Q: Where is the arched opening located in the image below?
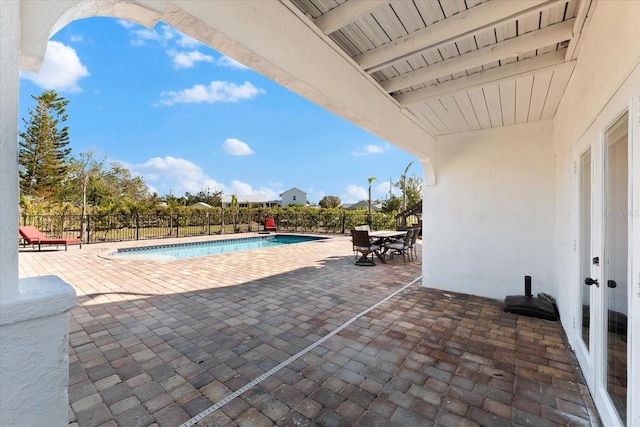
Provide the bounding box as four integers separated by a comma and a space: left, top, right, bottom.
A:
4, 2, 434, 425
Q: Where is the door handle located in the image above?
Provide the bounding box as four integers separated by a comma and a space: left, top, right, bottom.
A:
607, 280, 617, 288
584, 277, 599, 287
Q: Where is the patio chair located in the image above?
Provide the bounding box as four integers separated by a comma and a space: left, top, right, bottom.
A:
351, 229, 381, 266
19, 225, 82, 251
386, 228, 414, 264
264, 217, 277, 232
409, 227, 420, 261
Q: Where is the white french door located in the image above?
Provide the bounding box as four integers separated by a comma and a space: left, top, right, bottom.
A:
576, 111, 632, 427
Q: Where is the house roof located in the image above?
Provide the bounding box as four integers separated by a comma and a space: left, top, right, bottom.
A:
289, 0, 588, 137
279, 187, 307, 197
344, 200, 382, 211
191, 202, 212, 208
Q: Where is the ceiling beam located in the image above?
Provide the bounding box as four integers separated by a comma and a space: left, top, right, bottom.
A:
355, 0, 562, 73
314, 0, 388, 35
381, 19, 574, 93
395, 50, 576, 106
565, 0, 593, 61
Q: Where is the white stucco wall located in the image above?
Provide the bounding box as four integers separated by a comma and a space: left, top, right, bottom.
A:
281, 189, 307, 207
1, 3, 77, 427
0, 276, 76, 427
551, 2, 640, 424
423, 121, 556, 301
0, 0, 20, 299
553, 0, 640, 326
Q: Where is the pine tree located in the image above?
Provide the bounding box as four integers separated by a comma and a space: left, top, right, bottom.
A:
19, 90, 72, 201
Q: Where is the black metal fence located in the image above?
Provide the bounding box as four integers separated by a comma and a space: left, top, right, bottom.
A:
20, 209, 398, 244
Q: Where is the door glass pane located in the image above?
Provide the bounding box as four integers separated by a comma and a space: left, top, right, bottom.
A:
580, 149, 591, 349
604, 114, 628, 424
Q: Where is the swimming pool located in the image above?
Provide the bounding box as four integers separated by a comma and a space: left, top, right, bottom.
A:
107, 235, 326, 261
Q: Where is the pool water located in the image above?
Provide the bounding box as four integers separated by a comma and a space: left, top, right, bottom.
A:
108, 235, 325, 261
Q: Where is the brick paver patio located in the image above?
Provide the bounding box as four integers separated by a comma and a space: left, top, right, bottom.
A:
18, 233, 600, 426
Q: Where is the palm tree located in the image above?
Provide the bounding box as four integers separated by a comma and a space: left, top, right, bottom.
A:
231, 194, 238, 232
401, 161, 413, 226
367, 176, 376, 226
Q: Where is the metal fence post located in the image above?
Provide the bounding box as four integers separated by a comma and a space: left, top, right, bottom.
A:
136, 214, 140, 240
221, 207, 225, 235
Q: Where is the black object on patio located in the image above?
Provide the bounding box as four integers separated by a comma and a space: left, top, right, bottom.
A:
351, 229, 380, 266
503, 276, 558, 321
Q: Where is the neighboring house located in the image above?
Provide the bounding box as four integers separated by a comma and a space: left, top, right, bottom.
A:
221, 194, 269, 208
191, 202, 212, 209
344, 200, 382, 211
279, 187, 307, 207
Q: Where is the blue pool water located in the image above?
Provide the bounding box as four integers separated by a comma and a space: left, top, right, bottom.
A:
108, 235, 325, 261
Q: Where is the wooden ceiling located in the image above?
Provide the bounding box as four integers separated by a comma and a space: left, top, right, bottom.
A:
289, 0, 591, 136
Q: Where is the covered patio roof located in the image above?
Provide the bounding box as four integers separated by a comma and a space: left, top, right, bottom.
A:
289, 0, 588, 136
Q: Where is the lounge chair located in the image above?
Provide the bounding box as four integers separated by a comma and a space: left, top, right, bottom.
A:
351, 229, 381, 266
264, 217, 277, 232
19, 225, 82, 251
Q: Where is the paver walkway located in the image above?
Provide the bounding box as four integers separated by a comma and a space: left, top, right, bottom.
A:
18, 233, 600, 426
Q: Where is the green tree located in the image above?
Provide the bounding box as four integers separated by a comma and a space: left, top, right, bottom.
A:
19, 90, 72, 201
404, 175, 423, 207
319, 195, 341, 208
79, 162, 149, 210
65, 150, 107, 240
381, 196, 402, 213
399, 161, 413, 216
183, 187, 223, 207
230, 194, 238, 232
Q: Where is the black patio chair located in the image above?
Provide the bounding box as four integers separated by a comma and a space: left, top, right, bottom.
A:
409, 227, 420, 261
386, 228, 414, 264
351, 229, 381, 266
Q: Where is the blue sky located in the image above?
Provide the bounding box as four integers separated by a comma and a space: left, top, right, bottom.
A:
19, 17, 422, 204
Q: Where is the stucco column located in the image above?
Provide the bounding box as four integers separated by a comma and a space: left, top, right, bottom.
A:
0, 0, 19, 300
0, 2, 77, 426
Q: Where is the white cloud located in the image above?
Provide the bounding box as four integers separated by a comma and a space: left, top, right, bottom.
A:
70, 35, 84, 43
226, 181, 280, 201
217, 55, 249, 70
127, 156, 223, 196
342, 185, 367, 204
257, 187, 280, 201
376, 180, 395, 198
175, 32, 203, 49
168, 50, 214, 69
125, 156, 287, 202
121, 22, 250, 73
128, 25, 175, 47
117, 19, 136, 29
352, 144, 387, 157
20, 41, 89, 92
228, 180, 253, 195
223, 138, 254, 156
159, 81, 265, 105
122, 22, 206, 56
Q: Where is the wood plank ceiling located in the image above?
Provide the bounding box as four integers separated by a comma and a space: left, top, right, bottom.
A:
289, 0, 591, 136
